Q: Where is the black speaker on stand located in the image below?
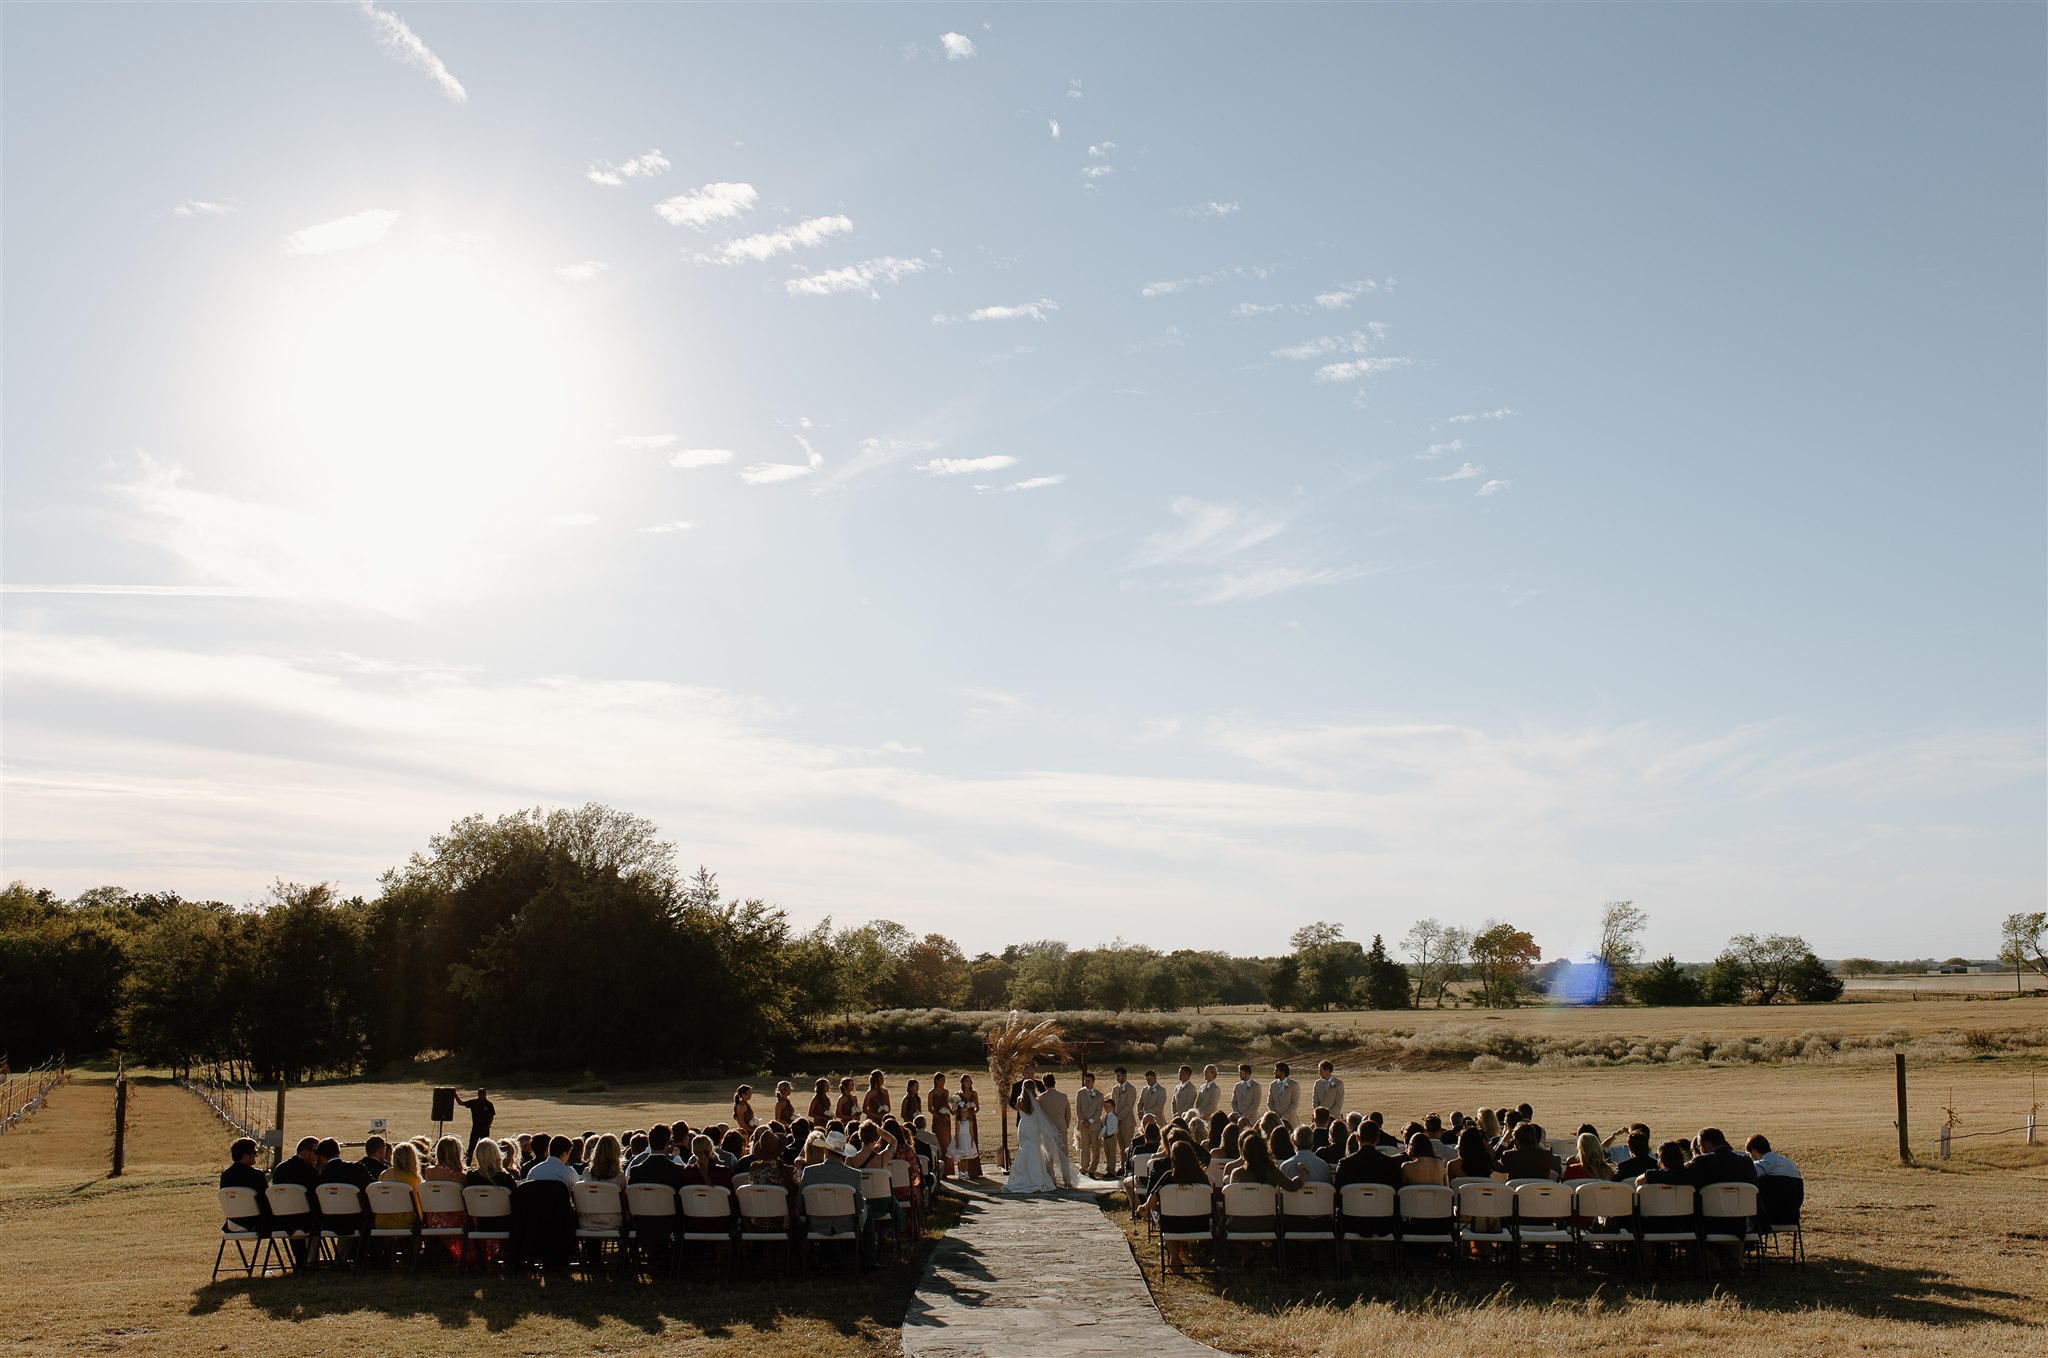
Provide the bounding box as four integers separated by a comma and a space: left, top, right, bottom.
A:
431, 1086, 457, 1141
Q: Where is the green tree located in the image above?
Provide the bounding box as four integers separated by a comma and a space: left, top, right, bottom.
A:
896, 933, 971, 1008
1402, 918, 1469, 1008
0, 882, 135, 1060
1628, 954, 1704, 1006
1596, 900, 1647, 1001
1707, 932, 1840, 1005
120, 899, 235, 1075
1007, 941, 1075, 1010
1468, 921, 1542, 1007
1355, 934, 1412, 1010
965, 954, 1016, 1009
2000, 912, 2048, 982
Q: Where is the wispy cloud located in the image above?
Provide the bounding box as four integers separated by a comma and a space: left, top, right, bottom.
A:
654, 182, 758, 229
1004, 475, 1065, 491
1316, 356, 1411, 383
916, 455, 1017, 476
1447, 408, 1516, 424
1269, 328, 1388, 362
1428, 462, 1485, 482
941, 32, 976, 60
1172, 201, 1240, 218
1417, 438, 1465, 460
1197, 565, 1365, 604
1049, 119, 1061, 139
1067, 79, 1084, 99
669, 449, 734, 469
616, 434, 678, 451
1477, 479, 1513, 496
1088, 142, 1117, 159
1232, 301, 1285, 316
586, 149, 670, 187
1134, 498, 1288, 568
556, 260, 607, 283
1314, 279, 1376, 309
740, 435, 824, 485
1140, 265, 1272, 298
785, 256, 928, 298
355, 1, 466, 103
1081, 165, 1114, 180
283, 208, 399, 256
640, 520, 693, 534
935, 298, 1058, 324
710, 215, 852, 263
173, 200, 233, 218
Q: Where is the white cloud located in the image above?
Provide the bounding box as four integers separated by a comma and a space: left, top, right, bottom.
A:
1140, 265, 1272, 298
640, 520, 693, 534
711, 215, 853, 264
1448, 408, 1517, 423
935, 298, 1058, 324
1005, 475, 1065, 491
586, 149, 670, 187
1477, 479, 1513, 496
669, 449, 734, 469
616, 433, 678, 450
1088, 142, 1117, 159
1314, 280, 1375, 309
1314, 356, 1412, 383
1172, 201, 1240, 218
555, 260, 607, 283
784, 256, 928, 298
1197, 565, 1365, 604
916, 455, 1017, 475
1428, 462, 1485, 482
740, 435, 824, 485
1232, 302, 1285, 316
1418, 438, 1466, 460
941, 32, 976, 59
1081, 165, 1114, 179
283, 208, 399, 256
1049, 118, 1061, 139
1067, 79, 1084, 98
654, 182, 758, 229
173, 200, 233, 218
355, 1, 466, 103
1134, 498, 1287, 568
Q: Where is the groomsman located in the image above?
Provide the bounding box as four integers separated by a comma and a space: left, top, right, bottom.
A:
1231, 1063, 1262, 1121
1171, 1065, 1197, 1117
1136, 1070, 1168, 1128
1312, 1060, 1345, 1120
1075, 1071, 1105, 1176
1268, 1061, 1302, 1126
1195, 1064, 1223, 1120
1108, 1068, 1138, 1167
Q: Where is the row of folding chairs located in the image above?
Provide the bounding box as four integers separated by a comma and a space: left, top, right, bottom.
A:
1149, 1179, 1780, 1280
215, 1166, 919, 1281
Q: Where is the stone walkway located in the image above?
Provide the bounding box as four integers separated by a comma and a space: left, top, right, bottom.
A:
902, 1174, 1224, 1358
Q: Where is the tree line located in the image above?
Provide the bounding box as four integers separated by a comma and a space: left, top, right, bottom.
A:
2, 807, 1876, 1081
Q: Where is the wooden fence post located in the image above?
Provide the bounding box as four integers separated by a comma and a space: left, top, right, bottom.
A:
273, 1083, 288, 1169
1895, 1052, 1911, 1165
111, 1056, 129, 1177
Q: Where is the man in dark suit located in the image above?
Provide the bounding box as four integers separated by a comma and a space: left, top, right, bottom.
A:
458, 1089, 496, 1156
1611, 1128, 1658, 1181
219, 1136, 270, 1233
318, 1137, 374, 1250
1008, 1066, 1039, 1110
1680, 1128, 1759, 1190
355, 1135, 391, 1181
270, 1136, 323, 1264
628, 1125, 686, 1187
1335, 1134, 1406, 1190
1501, 1123, 1560, 1180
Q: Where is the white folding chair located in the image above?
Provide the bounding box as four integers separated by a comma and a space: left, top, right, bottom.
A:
859, 1168, 901, 1260
677, 1184, 732, 1275
1572, 1179, 1636, 1267
1455, 1181, 1515, 1270
213, 1188, 262, 1280
1513, 1181, 1575, 1269
624, 1183, 681, 1276
314, 1182, 363, 1270
1396, 1184, 1458, 1269
1219, 1182, 1279, 1279
569, 1181, 626, 1270
363, 1181, 420, 1270
1154, 1183, 1217, 1277
1280, 1182, 1338, 1273
1699, 1181, 1763, 1274
1125, 1152, 1155, 1220
887, 1158, 922, 1237
1338, 1183, 1398, 1269
801, 1183, 861, 1271
461, 1185, 512, 1270
736, 1183, 793, 1275
415, 1180, 468, 1267
1636, 1183, 1697, 1275
258, 1184, 314, 1275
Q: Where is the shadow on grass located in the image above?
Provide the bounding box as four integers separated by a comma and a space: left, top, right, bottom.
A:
188, 1194, 964, 1341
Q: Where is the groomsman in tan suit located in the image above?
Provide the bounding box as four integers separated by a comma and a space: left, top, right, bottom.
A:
1171, 1065, 1197, 1118
1074, 1071, 1106, 1176
1312, 1060, 1346, 1120
1108, 1067, 1138, 1168
1268, 1061, 1302, 1126
1230, 1063, 1262, 1121
1136, 1070, 1168, 1128
1195, 1065, 1223, 1120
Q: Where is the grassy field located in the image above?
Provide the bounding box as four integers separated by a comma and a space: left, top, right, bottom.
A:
4, 997, 2045, 1357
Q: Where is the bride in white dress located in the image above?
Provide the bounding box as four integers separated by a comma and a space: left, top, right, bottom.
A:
1005, 1080, 1078, 1193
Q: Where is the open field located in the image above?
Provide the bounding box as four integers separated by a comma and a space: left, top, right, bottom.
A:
1845, 973, 2039, 997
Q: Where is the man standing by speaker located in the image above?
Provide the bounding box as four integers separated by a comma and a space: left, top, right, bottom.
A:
458, 1088, 495, 1156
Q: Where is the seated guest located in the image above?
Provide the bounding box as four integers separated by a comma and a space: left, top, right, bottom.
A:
1209, 1125, 1241, 1189
272, 1136, 323, 1247
467, 1137, 516, 1189
1680, 1127, 1758, 1189
629, 1126, 686, 1186
1126, 1119, 1163, 1171
681, 1133, 733, 1190
1745, 1134, 1802, 1179
799, 1131, 879, 1267
1336, 1132, 1406, 1190
1278, 1127, 1334, 1186
219, 1137, 269, 1233
1501, 1122, 1559, 1181
1565, 1131, 1614, 1182
376, 1142, 423, 1231
1142, 1140, 1213, 1274
527, 1136, 579, 1184
1612, 1129, 1657, 1181
1637, 1140, 1690, 1185
421, 1136, 468, 1256
577, 1133, 630, 1232
1455, 1127, 1499, 1180
1401, 1133, 1448, 1186
1229, 1129, 1304, 1192
356, 1135, 392, 1182
737, 1128, 799, 1236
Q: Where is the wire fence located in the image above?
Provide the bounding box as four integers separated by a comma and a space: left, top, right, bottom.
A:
177, 1064, 275, 1145
0, 1054, 70, 1134
1937, 1100, 2041, 1159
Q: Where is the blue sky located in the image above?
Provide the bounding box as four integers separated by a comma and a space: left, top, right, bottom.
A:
3, 3, 2042, 963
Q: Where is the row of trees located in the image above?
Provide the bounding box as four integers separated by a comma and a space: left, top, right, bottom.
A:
5, 808, 1928, 1079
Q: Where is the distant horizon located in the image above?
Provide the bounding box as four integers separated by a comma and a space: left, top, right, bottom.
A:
4, 5, 2042, 963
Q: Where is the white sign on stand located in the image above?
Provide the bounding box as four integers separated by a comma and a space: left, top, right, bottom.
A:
369, 1117, 388, 1135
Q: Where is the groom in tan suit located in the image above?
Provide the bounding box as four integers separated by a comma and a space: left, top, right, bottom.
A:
1037, 1074, 1072, 1159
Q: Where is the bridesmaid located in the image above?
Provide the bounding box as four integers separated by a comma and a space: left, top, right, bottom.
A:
732, 1084, 757, 1134
861, 1069, 891, 1121
901, 1077, 924, 1126
773, 1080, 796, 1127
928, 1073, 954, 1176
834, 1076, 859, 1124
807, 1077, 832, 1123
953, 1075, 983, 1177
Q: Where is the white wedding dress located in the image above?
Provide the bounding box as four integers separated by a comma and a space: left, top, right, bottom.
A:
1005, 1090, 1077, 1193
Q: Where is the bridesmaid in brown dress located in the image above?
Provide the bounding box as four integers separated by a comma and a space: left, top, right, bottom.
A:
928, 1073, 954, 1175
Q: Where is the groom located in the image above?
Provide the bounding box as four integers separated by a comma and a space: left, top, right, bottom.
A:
1037, 1074, 1072, 1161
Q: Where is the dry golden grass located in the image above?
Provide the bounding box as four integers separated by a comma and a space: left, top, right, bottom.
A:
1114, 1050, 2048, 1357
0, 1076, 957, 1358
1279, 993, 2044, 1042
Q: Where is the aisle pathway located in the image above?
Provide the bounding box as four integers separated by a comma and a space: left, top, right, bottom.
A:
902, 1175, 1224, 1358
